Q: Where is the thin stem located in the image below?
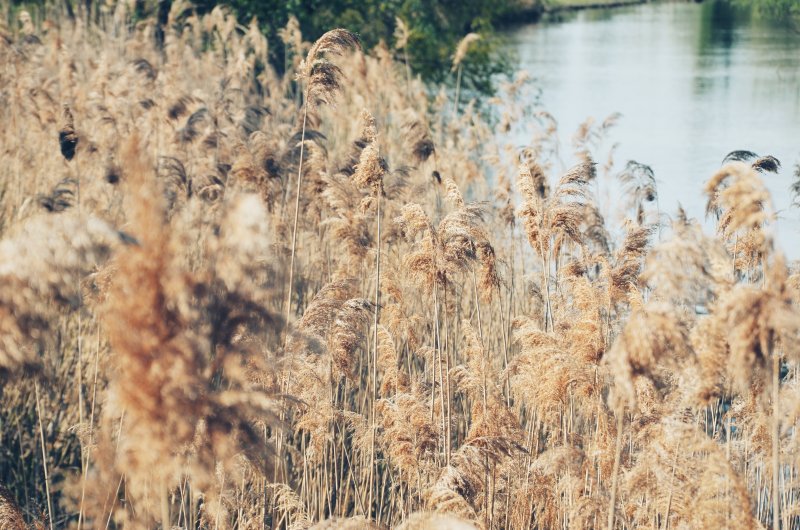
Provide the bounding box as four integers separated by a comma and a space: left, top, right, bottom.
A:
78, 323, 101, 530
77, 174, 83, 430
35, 381, 55, 530
772, 344, 780, 530
285, 103, 309, 334
496, 285, 511, 405
607, 412, 624, 530
453, 64, 463, 121
537, 234, 553, 332
472, 267, 486, 415
431, 280, 443, 462
368, 188, 382, 515
443, 286, 452, 465
275, 101, 310, 503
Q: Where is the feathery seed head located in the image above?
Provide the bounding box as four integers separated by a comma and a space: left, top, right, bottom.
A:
451, 33, 481, 71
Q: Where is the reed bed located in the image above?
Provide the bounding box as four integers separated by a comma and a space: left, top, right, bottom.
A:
0, 3, 799, 529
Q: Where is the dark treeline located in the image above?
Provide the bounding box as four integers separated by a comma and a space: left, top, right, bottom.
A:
10, 0, 528, 94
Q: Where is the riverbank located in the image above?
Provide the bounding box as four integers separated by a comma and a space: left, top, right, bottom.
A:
545, 0, 646, 10
501, 0, 649, 25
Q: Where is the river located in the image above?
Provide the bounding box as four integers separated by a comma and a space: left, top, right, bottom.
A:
504, 0, 800, 256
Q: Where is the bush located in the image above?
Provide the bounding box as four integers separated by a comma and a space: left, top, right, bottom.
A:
196, 0, 520, 94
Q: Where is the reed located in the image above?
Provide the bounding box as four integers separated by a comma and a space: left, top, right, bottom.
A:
0, 4, 798, 530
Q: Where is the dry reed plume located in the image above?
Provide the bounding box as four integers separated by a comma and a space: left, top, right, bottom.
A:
0, 4, 799, 530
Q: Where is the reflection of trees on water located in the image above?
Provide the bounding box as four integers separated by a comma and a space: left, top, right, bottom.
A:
692, 0, 745, 96
693, 0, 800, 99
697, 0, 745, 54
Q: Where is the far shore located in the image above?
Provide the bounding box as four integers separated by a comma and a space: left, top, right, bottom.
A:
545, 0, 646, 11
501, 0, 678, 25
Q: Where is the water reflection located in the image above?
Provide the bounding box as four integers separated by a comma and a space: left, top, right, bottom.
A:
506, 0, 800, 255
697, 0, 741, 54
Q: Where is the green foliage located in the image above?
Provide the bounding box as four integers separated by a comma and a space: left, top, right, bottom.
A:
8, 0, 520, 95
194, 0, 520, 95
730, 0, 800, 20
749, 0, 800, 18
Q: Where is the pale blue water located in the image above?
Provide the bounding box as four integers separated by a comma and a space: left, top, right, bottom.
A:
505, 1, 800, 256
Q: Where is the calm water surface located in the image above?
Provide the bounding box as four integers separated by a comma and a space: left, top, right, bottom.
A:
505, 1, 800, 255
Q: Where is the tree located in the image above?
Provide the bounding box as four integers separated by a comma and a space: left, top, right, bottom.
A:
195, 0, 519, 94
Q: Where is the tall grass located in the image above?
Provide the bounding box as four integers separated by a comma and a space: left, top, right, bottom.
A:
0, 3, 799, 529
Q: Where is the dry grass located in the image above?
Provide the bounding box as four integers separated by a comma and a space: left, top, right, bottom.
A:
0, 3, 799, 530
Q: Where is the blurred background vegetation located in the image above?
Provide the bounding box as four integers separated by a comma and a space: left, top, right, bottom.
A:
6, 0, 530, 96
6, 0, 799, 96
742, 0, 800, 17
198, 0, 523, 92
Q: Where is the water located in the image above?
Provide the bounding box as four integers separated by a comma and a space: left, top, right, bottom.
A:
504, 1, 800, 256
